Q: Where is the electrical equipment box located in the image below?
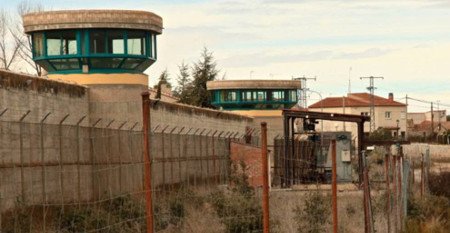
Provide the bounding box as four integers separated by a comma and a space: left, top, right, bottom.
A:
319, 131, 353, 182
341, 150, 351, 162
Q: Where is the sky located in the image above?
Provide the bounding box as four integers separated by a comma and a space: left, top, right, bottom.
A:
3, 0, 450, 113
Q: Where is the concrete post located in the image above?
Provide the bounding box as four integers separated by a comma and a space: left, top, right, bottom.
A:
142, 92, 154, 233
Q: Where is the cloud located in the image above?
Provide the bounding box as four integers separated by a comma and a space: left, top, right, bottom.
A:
334, 48, 394, 60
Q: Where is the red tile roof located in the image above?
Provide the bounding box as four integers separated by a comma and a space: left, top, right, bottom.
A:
309, 93, 406, 108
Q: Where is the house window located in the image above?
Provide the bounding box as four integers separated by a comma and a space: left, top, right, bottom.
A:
385, 111, 391, 119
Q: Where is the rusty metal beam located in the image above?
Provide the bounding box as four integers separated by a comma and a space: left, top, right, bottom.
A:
283, 109, 370, 123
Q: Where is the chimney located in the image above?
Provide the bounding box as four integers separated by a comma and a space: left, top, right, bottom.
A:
388, 93, 394, 101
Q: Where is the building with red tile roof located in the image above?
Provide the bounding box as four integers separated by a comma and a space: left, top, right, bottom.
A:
308, 92, 407, 139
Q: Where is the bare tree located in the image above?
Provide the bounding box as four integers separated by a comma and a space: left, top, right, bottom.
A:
0, 1, 43, 75
0, 9, 21, 71
15, 0, 43, 76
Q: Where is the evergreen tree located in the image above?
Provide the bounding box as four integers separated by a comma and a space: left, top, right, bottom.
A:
154, 69, 171, 99
174, 61, 192, 104
190, 47, 219, 108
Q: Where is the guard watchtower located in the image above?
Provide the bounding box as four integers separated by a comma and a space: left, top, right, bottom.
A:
22, 10, 163, 125
23, 10, 162, 86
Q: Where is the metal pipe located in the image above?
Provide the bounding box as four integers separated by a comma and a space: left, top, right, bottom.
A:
261, 122, 270, 233
385, 153, 391, 233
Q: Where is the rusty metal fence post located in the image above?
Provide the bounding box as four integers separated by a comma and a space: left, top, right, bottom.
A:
142, 92, 154, 233
362, 150, 374, 233
261, 122, 270, 233
385, 153, 391, 233
421, 153, 424, 198
331, 139, 338, 233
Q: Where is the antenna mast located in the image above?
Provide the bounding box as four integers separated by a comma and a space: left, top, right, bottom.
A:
294, 76, 317, 109
360, 76, 384, 133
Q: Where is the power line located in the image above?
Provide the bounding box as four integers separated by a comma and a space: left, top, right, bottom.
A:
360, 76, 384, 133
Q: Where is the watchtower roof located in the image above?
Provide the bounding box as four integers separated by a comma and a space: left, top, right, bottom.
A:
207, 80, 301, 90
23, 10, 163, 34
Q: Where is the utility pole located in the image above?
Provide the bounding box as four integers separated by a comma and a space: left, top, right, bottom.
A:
437, 100, 441, 132
348, 67, 352, 94
431, 102, 434, 138
343, 96, 346, 131
360, 76, 384, 133
406, 95, 408, 140
294, 76, 316, 109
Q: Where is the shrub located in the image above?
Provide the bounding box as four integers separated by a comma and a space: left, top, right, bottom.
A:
405, 194, 450, 233
293, 190, 331, 233
428, 172, 450, 199
209, 161, 263, 233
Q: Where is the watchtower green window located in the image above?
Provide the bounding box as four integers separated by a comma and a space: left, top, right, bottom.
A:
46, 30, 77, 56
33, 32, 44, 57
90, 31, 106, 54
30, 28, 158, 74
107, 30, 124, 54
52, 58, 80, 70
127, 30, 146, 55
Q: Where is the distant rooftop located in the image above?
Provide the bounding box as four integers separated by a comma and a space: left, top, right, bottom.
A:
309, 93, 406, 108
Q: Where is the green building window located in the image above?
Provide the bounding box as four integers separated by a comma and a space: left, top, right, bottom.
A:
255, 91, 266, 101
127, 30, 146, 55
33, 33, 44, 57
224, 90, 237, 102
272, 91, 284, 101
241, 91, 252, 101
289, 90, 297, 101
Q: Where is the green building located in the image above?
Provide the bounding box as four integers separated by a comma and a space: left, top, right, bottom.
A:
206, 80, 301, 110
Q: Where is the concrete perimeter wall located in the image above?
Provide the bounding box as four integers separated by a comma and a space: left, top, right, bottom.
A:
150, 100, 253, 133
0, 70, 89, 126
402, 143, 450, 159
0, 122, 144, 212
1, 70, 255, 213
